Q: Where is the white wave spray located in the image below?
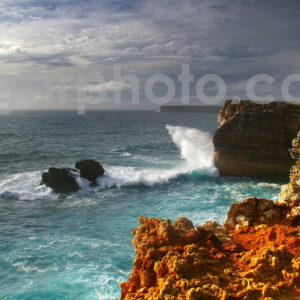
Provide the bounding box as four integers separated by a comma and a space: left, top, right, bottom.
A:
97, 125, 218, 188
0, 171, 55, 200
166, 125, 219, 176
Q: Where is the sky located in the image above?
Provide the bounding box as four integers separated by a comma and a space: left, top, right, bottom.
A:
0, 0, 300, 111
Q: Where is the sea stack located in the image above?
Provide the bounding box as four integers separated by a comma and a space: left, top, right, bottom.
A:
41, 159, 105, 193
41, 167, 80, 193
213, 100, 300, 180
75, 159, 105, 184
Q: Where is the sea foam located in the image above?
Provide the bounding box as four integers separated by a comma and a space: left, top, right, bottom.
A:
0, 171, 55, 200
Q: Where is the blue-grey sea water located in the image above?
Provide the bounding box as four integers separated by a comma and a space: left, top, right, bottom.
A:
0, 111, 282, 299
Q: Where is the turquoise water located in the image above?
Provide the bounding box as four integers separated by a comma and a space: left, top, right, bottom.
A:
0, 111, 282, 299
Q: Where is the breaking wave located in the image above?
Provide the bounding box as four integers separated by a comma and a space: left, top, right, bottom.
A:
166, 125, 218, 175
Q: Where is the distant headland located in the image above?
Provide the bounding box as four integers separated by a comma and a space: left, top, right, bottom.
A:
159, 105, 221, 113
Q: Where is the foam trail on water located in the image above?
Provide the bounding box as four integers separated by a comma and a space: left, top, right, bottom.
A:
166, 125, 219, 176
0, 171, 55, 200
97, 166, 180, 188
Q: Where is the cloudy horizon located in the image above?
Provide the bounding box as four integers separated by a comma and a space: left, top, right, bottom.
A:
1, 0, 300, 111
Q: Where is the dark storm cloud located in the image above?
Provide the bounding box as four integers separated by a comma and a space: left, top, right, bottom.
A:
0, 0, 300, 109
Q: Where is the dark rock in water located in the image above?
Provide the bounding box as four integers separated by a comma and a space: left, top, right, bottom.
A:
213, 100, 300, 180
41, 168, 79, 193
41, 160, 104, 193
75, 159, 104, 183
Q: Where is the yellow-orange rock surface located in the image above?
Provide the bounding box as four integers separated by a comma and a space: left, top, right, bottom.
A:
120, 206, 299, 300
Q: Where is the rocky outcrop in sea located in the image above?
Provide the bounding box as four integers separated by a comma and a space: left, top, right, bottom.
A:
120, 131, 300, 300
41, 167, 80, 193
213, 100, 300, 180
41, 159, 104, 193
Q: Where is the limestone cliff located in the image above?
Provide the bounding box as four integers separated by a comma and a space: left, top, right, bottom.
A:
279, 131, 300, 216
213, 100, 300, 180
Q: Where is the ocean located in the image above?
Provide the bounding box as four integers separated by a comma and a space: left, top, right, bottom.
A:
0, 111, 282, 299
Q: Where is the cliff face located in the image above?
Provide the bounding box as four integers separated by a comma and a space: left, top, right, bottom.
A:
213, 100, 300, 180
279, 132, 300, 214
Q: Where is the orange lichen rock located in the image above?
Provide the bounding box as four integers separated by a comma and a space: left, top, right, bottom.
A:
120, 206, 300, 300
224, 197, 285, 231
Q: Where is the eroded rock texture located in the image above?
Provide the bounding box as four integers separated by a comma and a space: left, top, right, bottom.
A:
120, 204, 300, 300
224, 197, 283, 231
279, 131, 300, 220
213, 100, 300, 180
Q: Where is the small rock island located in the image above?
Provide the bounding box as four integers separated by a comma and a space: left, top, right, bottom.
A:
41, 159, 105, 193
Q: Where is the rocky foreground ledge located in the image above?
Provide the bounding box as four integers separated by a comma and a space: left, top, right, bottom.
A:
120, 200, 299, 300
120, 132, 300, 300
